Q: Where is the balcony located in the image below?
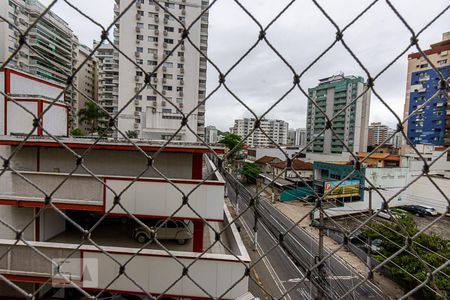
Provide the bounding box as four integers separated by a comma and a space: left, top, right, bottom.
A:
0, 206, 249, 298
0, 163, 224, 221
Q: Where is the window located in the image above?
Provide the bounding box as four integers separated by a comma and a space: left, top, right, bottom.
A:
165, 2, 174, 8
177, 51, 184, 57
163, 74, 173, 79
177, 75, 184, 80
164, 26, 174, 32
136, 107, 142, 112
164, 38, 174, 44
147, 60, 157, 66
176, 98, 183, 103
438, 59, 447, 65
148, 36, 158, 42
163, 86, 173, 91
136, 35, 143, 40
136, 59, 143, 64
137, 10, 144, 16
162, 108, 172, 113
179, 4, 185, 9
177, 86, 183, 92
136, 47, 143, 53
137, 22, 144, 28
148, 12, 158, 18
148, 24, 158, 30
163, 62, 173, 68
148, 48, 157, 54
177, 63, 184, 68
147, 96, 156, 101
136, 71, 143, 76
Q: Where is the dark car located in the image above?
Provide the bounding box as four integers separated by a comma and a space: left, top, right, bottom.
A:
398, 205, 435, 217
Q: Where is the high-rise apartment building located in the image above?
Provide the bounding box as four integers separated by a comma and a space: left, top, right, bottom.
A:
0, 0, 79, 126
75, 44, 98, 132
230, 118, 289, 147
205, 125, 218, 144
367, 122, 389, 147
114, 0, 208, 141
306, 74, 371, 154
404, 32, 450, 146
94, 41, 119, 134
295, 128, 307, 147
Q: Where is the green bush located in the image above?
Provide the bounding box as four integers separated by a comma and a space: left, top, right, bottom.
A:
364, 214, 449, 299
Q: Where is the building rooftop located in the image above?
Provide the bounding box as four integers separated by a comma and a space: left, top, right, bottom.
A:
255, 155, 280, 165
0, 135, 225, 154
272, 159, 313, 170
357, 152, 400, 161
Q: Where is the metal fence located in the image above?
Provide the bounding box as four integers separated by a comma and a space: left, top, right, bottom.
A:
0, 0, 449, 299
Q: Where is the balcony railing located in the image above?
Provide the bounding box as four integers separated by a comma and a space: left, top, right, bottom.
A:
0, 161, 224, 221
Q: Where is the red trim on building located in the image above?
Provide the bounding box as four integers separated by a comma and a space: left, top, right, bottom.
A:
192, 220, 204, 253
4, 69, 11, 135
2, 274, 49, 284
37, 100, 43, 136
8, 68, 65, 90
408, 43, 450, 59
0, 199, 104, 212
192, 153, 203, 179
0, 140, 225, 154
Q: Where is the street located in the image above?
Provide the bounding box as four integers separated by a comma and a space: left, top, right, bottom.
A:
226, 178, 387, 299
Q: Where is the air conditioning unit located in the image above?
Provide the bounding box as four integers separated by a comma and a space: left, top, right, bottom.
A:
178, 91, 183, 97
163, 42, 168, 48
155, 29, 159, 35
152, 101, 157, 106
162, 78, 167, 84
135, 75, 140, 81
135, 26, 141, 33
134, 111, 140, 116
164, 18, 169, 24
136, 39, 141, 44
162, 90, 166, 95
162, 66, 167, 72
154, 42, 158, 47
180, 56, 184, 62
153, 53, 158, 59
181, 9, 186, 15
136, 13, 141, 20
161, 101, 166, 107
135, 87, 141, 92
135, 100, 140, 105
181, 44, 185, 50
180, 68, 184, 74
136, 2, 141, 9
152, 77, 158, 83
134, 51, 140, 57
180, 80, 184, 85
164, 30, 168, 36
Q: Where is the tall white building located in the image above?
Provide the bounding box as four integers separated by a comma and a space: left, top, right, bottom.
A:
114, 0, 208, 141
230, 118, 289, 147
94, 41, 119, 133
295, 128, 307, 147
0, 0, 79, 126
205, 125, 218, 144
306, 74, 371, 154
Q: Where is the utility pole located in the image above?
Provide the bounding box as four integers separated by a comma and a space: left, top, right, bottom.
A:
367, 187, 373, 281
253, 179, 259, 252
236, 189, 239, 213
316, 200, 327, 300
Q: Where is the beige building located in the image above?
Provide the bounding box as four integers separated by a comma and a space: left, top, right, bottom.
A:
76, 44, 98, 132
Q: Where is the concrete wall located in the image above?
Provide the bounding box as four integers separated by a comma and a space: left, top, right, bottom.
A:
0, 71, 4, 134
40, 208, 66, 242
304, 152, 352, 163
0, 206, 34, 240
10, 147, 193, 179
9, 71, 65, 101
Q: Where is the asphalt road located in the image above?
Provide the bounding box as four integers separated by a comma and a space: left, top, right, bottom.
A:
226, 180, 388, 300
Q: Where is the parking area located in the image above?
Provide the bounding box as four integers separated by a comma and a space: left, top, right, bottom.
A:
48, 215, 231, 254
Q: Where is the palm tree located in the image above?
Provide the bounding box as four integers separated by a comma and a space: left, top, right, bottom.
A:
78, 102, 108, 134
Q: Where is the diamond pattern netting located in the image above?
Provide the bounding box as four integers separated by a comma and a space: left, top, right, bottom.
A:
0, 0, 449, 299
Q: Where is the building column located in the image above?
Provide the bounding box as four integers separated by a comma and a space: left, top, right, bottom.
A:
191, 153, 203, 180
192, 220, 204, 253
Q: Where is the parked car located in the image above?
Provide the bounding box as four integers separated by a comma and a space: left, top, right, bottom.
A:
133, 219, 193, 245
376, 208, 408, 220
398, 205, 437, 217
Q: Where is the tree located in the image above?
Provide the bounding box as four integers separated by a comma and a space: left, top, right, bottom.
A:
218, 133, 243, 157
240, 162, 261, 183
364, 214, 450, 299
126, 130, 138, 139
71, 128, 85, 137
78, 101, 108, 134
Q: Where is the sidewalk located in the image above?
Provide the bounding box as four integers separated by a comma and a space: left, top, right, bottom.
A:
271, 199, 405, 299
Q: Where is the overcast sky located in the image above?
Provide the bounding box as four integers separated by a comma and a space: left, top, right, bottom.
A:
41, 0, 449, 132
